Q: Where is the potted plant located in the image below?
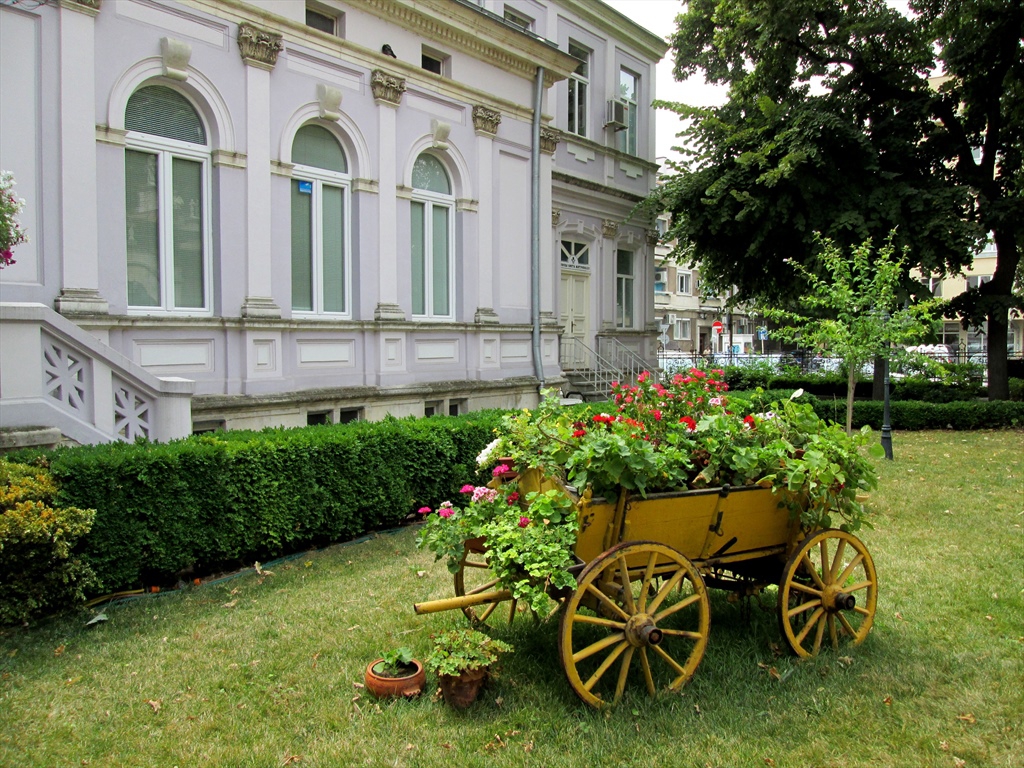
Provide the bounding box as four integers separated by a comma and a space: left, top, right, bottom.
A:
364, 646, 426, 699
425, 629, 512, 709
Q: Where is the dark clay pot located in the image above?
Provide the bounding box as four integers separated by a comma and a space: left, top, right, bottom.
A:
438, 667, 488, 709
364, 658, 426, 699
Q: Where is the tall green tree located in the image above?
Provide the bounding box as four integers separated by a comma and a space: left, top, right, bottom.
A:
652, 0, 1023, 399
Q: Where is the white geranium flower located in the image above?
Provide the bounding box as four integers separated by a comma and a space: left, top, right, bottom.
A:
476, 437, 500, 466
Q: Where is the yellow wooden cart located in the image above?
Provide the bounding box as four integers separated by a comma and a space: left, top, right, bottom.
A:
414, 469, 877, 709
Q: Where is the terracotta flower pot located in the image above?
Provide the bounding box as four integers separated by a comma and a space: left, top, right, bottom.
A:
364, 658, 426, 699
438, 666, 488, 709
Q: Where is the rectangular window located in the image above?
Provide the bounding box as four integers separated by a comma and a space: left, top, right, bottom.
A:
615, 250, 634, 328
677, 271, 691, 295
291, 178, 347, 315
305, 7, 339, 35
567, 41, 590, 138
411, 199, 452, 318
125, 146, 209, 311
966, 274, 992, 290
676, 318, 691, 340
920, 275, 942, 297
942, 321, 961, 348
422, 46, 449, 76
503, 6, 533, 31
617, 68, 638, 155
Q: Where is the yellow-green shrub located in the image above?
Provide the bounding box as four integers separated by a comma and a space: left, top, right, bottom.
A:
0, 459, 96, 625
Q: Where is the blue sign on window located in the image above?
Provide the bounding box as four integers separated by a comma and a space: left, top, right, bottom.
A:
297, 180, 313, 194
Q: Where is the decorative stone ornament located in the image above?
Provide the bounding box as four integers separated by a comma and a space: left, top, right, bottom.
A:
647, 229, 660, 246
552, 208, 562, 226
371, 69, 407, 106
160, 37, 192, 81
540, 126, 561, 155
317, 84, 342, 121
602, 219, 619, 238
237, 22, 283, 70
472, 105, 501, 135
431, 119, 451, 150
61, 0, 101, 15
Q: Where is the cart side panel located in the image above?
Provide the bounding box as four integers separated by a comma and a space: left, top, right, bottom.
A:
619, 490, 721, 562
713, 487, 799, 556
574, 499, 616, 564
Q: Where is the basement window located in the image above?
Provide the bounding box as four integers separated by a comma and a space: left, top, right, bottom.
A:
306, 410, 333, 426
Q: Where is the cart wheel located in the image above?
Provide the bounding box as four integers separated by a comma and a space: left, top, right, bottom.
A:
778, 529, 878, 658
453, 547, 517, 626
559, 541, 710, 709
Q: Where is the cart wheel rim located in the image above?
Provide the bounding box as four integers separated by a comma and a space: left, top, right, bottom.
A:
778, 529, 878, 658
559, 540, 710, 709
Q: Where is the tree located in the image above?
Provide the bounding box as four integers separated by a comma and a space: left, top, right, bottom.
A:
762, 235, 937, 435
652, 0, 1023, 399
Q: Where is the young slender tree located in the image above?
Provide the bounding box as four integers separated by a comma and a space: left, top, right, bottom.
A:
652, 0, 1023, 398
762, 236, 937, 435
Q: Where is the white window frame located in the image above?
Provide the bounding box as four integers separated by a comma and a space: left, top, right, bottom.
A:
411, 187, 455, 321
124, 132, 212, 316
966, 274, 992, 290
617, 68, 639, 155
675, 317, 691, 341
677, 271, 691, 295
615, 249, 634, 329
503, 6, 533, 31
567, 41, 590, 138
290, 162, 352, 317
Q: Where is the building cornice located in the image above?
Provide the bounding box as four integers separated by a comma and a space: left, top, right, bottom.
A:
552, 171, 646, 204
559, 0, 670, 62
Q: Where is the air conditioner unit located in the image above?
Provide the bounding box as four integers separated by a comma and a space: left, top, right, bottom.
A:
605, 99, 627, 130
667, 313, 678, 324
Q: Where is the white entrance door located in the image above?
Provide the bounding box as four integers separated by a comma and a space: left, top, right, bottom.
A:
560, 271, 589, 369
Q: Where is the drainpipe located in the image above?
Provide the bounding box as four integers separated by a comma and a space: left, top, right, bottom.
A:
531, 66, 546, 390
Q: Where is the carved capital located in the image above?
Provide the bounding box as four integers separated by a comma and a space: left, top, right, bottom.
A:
552, 208, 562, 226
647, 229, 660, 246
540, 126, 561, 155
603, 220, 619, 239
472, 105, 501, 135
238, 23, 283, 70
371, 69, 407, 106
60, 0, 101, 16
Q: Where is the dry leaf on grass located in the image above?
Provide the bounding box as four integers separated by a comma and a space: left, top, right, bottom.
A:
939, 741, 950, 751
54, 645, 66, 656
146, 699, 161, 713
956, 713, 976, 724
883, 696, 893, 705
281, 755, 301, 766
953, 758, 966, 768
765, 759, 777, 767
222, 600, 238, 609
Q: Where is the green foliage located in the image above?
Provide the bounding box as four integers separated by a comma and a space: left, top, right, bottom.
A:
653, 0, 1023, 398
810, 398, 1024, 431
424, 629, 512, 677
0, 459, 96, 624
11, 412, 503, 594
1010, 378, 1024, 402
374, 646, 416, 677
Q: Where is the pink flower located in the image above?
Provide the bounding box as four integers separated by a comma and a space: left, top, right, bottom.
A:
438, 507, 454, 518
460, 484, 475, 493
492, 464, 511, 477
518, 516, 530, 528
507, 492, 520, 504
651, 409, 662, 421
472, 486, 498, 503
417, 506, 432, 515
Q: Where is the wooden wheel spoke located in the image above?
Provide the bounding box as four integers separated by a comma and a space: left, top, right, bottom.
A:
812, 611, 827, 654
801, 553, 827, 589
829, 539, 848, 581
844, 578, 874, 594
616, 557, 636, 614
638, 552, 659, 613
647, 569, 686, 615
639, 648, 655, 695
466, 578, 501, 596
507, 598, 518, 625
836, 553, 865, 587
585, 583, 632, 622
572, 613, 627, 631
614, 646, 636, 702
789, 581, 822, 597
653, 591, 701, 623
659, 628, 704, 640
787, 598, 821, 619
650, 642, 689, 678
828, 614, 839, 650
853, 605, 871, 617
463, 559, 490, 569
477, 601, 498, 623
573, 632, 626, 664
794, 607, 825, 646
583, 640, 629, 692
837, 611, 860, 639
819, 539, 832, 583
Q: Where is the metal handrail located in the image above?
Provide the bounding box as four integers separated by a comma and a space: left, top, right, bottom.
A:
598, 337, 658, 384
559, 337, 623, 397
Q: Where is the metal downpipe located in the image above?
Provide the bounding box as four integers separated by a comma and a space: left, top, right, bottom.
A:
531, 66, 546, 390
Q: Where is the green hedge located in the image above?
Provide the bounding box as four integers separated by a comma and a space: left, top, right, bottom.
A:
809, 398, 1024, 430
12, 412, 503, 594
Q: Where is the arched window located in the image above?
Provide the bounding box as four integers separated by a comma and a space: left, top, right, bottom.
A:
124, 85, 210, 311
291, 124, 351, 315
410, 153, 453, 319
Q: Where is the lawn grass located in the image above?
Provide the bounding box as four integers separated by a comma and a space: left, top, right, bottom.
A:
1, 430, 1021, 767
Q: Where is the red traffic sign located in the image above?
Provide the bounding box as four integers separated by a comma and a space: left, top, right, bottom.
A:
712, 320, 724, 333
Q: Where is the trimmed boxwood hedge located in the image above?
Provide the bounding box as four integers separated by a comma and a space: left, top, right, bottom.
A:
10, 412, 504, 595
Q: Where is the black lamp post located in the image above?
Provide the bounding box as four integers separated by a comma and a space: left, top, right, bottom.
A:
880, 310, 893, 460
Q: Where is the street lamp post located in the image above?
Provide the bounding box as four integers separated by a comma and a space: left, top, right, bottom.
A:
881, 350, 893, 460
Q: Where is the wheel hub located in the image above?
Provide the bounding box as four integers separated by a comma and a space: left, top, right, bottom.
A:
624, 613, 663, 647
823, 584, 856, 612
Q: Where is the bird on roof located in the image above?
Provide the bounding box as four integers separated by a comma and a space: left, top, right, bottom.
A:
381, 44, 397, 58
